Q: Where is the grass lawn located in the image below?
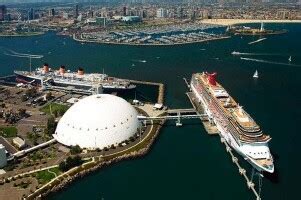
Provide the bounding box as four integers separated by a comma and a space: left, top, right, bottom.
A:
36, 167, 61, 184
39, 103, 69, 116
0, 126, 18, 137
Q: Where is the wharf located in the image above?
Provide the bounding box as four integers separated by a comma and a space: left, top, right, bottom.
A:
125, 79, 164, 105
186, 91, 219, 135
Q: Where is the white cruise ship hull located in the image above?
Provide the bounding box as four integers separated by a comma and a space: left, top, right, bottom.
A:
190, 83, 274, 173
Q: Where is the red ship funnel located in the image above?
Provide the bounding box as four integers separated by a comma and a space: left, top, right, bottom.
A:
59, 65, 66, 75
43, 63, 49, 73
78, 67, 84, 75
206, 72, 217, 86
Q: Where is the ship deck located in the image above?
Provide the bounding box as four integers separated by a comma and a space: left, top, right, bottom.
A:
195, 73, 270, 143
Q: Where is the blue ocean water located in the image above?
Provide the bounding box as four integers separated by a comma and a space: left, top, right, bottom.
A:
0, 23, 300, 200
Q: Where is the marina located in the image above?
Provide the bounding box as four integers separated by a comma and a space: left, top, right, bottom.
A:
74, 23, 229, 46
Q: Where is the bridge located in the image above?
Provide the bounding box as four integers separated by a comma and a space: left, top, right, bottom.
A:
167, 108, 196, 115
138, 108, 208, 126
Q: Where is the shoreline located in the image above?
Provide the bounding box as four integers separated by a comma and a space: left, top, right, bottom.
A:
0, 32, 45, 37
200, 19, 301, 26
25, 114, 166, 200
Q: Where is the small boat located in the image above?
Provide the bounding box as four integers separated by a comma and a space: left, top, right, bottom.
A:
253, 70, 259, 78
288, 56, 292, 62
231, 51, 240, 55
176, 122, 183, 127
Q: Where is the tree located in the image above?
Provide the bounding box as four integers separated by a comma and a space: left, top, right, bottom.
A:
59, 156, 83, 172
70, 145, 82, 155
45, 116, 56, 135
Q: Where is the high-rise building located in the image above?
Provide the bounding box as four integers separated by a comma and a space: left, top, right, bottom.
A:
123, 6, 127, 16
75, 4, 79, 19
0, 5, 7, 21
49, 8, 55, 17
156, 8, 166, 18
28, 8, 35, 20
142, 10, 147, 18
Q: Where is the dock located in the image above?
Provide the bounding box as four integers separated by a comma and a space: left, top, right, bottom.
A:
125, 79, 164, 104
186, 91, 219, 135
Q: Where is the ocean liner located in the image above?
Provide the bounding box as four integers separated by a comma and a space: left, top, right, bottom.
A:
190, 72, 274, 173
14, 64, 136, 92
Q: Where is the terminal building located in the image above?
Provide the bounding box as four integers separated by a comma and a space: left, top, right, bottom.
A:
53, 94, 141, 150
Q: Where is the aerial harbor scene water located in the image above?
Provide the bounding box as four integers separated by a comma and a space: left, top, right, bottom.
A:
0, 1, 301, 200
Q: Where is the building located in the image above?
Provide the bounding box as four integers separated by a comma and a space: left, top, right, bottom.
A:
74, 4, 79, 19
156, 8, 166, 18
96, 17, 108, 27
53, 94, 141, 150
62, 12, 69, 19
28, 8, 35, 20
121, 16, 142, 23
0, 144, 6, 168
13, 137, 26, 149
49, 8, 55, 17
0, 5, 6, 21
123, 6, 127, 16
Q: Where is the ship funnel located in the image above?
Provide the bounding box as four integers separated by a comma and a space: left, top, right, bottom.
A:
206, 72, 217, 86
43, 63, 49, 73
59, 65, 66, 75
78, 68, 84, 75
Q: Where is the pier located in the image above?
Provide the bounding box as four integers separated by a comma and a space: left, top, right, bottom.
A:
125, 79, 164, 104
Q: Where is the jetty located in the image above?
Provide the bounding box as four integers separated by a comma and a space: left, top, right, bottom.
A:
125, 79, 164, 104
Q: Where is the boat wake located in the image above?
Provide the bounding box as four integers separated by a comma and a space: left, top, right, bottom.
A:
4, 52, 43, 59
232, 51, 280, 56
248, 38, 267, 45
132, 59, 147, 63
240, 57, 301, 67
1, 48, 43, 59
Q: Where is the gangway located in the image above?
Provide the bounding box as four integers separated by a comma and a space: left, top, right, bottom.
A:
167, 108, 196, 114
138, 113, 208, 126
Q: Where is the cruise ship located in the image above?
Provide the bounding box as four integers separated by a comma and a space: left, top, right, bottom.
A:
190, 72, 274, 173
14, 64, 136, 92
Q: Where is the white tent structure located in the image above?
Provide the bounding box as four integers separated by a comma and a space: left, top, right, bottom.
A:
54, 94, 140, 149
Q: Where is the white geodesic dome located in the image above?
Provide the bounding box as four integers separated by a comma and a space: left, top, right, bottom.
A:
53, 94, 140, 149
